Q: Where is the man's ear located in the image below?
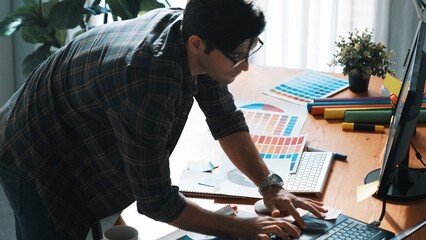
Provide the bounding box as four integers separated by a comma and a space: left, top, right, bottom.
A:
187, 35, 205, 54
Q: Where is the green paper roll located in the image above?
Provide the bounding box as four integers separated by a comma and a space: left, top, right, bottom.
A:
344, 108, 426, 123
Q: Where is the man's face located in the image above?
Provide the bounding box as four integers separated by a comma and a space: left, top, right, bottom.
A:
199, 38, 261, 85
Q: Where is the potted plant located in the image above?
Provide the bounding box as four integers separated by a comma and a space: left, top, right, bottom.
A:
329, 28, 395, 92
0, 0, 168, 77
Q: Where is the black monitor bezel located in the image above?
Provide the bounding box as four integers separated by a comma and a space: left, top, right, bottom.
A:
373, 16, 426, 200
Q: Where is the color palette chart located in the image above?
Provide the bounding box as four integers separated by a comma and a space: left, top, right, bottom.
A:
242, 109, 304, 136
264, 70, 349, 105
239, 102, 306, 136
240, 102, 285, 112
251, 134, 306, 173
238, 103, 307, 172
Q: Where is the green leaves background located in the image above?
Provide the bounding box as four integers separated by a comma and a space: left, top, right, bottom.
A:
0, 0, 167, 77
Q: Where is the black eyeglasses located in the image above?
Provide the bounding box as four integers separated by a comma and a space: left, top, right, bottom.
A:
216, 38, 264, 68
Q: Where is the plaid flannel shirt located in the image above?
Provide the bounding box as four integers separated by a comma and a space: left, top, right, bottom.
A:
0, 8, 248, 239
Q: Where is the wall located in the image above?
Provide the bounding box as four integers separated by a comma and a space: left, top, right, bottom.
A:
388, 0, 418, 79
0, 0, 35, 106
0, 0, 15, 106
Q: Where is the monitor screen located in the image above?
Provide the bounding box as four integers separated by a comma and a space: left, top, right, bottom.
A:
365, 14, 426, 201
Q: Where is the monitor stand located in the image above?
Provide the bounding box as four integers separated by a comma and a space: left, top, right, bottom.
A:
364, 151, 426, 202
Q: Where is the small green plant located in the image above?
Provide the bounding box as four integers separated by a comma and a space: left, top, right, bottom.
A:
0, 0, 168, 77
329, 28, 395, 79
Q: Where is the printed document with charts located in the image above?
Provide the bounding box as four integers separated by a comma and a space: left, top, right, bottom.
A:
177, 100, 307, 199
177, 157, 291, 199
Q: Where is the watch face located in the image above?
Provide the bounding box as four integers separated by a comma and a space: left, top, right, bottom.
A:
258, 173, 284, 195
270, 173, 283, 184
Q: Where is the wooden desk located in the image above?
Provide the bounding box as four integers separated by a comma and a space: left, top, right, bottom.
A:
122, 65, 426, 239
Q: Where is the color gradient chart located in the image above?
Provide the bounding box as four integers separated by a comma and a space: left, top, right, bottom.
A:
242, 109, 305, 136
252, 134, 306, 173
264, 70, 349, 105
240, 103, 285, 112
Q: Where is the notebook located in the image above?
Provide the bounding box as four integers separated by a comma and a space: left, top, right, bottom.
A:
177, 170, 247, 199
177, 155, 291, 199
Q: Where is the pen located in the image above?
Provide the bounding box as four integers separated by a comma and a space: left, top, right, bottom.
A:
341, 122, 385, 132
306, 146, 348, 161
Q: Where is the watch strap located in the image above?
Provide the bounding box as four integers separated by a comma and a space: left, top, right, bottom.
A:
258, 173, 284, 195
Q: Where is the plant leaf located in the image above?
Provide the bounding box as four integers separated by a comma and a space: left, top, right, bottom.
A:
22, 0, 38, 6
23, 44, 54, 77
54, 28, 68, 47
140, 0, 166, 15
48, 1, 85, 29
85, 6, 110, 15
0, 5, 37, 36
72, 29, 86, 39
40, 0, 59, 20
108, 0, 165, 19
0, 15, 25, 36
107, 0, 139, 20
21, 25, 52, 44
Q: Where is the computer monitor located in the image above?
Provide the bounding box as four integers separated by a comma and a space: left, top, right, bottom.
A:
364, 0, 426, 201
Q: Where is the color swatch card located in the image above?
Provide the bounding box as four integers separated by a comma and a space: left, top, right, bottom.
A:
264, 70, 349, 105
237, 102, 307, 172
238, 101, 307, 136
241, 108, 305, 136
251, 134, 306, 173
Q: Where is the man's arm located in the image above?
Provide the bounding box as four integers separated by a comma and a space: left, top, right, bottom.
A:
194, 77, 326, 227
169, 197, 302, 239
218, 131, 270, 186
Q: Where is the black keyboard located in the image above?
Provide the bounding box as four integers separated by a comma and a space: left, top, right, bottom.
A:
324, 218, 380, 240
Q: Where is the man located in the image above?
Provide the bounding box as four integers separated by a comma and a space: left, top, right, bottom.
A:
0, 0, 327, 239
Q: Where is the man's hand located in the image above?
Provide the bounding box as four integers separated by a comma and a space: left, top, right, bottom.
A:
235, 215, 302, 240
262, 187, 327, 229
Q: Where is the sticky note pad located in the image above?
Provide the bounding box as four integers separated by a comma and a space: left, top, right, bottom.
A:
384, 73, 402, 96
356, 180, 379, 202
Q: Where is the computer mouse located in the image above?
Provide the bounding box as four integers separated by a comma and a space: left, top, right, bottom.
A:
254, 200, 327, 235
254, 199, 291, 217
254, 199, 270, 215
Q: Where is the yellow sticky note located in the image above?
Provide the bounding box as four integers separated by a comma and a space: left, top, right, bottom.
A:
356, 180, 379, 202
384, 73, 402, 96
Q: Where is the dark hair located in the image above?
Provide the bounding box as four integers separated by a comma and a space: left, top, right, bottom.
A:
182, 0, 266, 53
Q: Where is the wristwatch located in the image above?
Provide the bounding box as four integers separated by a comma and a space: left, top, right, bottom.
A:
258, 173, 284, 195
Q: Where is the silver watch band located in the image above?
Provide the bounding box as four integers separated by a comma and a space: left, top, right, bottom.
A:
258, 173, 284, 195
